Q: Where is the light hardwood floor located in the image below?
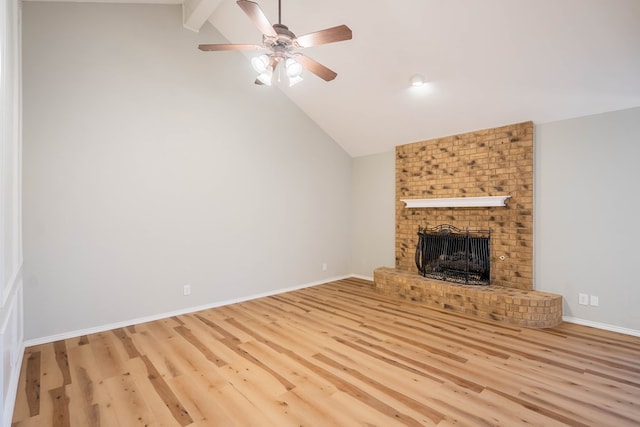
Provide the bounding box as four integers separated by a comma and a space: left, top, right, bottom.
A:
12, 278, 640, 426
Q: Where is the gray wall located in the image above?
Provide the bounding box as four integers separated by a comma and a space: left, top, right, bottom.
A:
535, 107, 640, 331
22, 3, 352, 341
350, 151, 395, 277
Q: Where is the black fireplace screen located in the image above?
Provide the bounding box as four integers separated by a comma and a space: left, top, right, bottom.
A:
415, 224, 491, 285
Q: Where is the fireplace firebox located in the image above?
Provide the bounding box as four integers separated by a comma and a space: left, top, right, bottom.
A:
415, 224, 491, 285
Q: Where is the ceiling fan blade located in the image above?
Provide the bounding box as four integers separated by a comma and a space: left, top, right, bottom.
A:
295, 54, 337, 81
237, 0, 277, 37
296, 25, 352, 48
198, 43, 263, 51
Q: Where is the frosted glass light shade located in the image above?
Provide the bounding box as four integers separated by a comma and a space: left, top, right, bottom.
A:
256, 67, 273, 86
288, 75, 303, 87
286, 58, 303, 77
251, 55, 270, 73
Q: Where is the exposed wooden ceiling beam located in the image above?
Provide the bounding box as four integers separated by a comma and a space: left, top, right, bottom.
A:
182, 0, 222, 32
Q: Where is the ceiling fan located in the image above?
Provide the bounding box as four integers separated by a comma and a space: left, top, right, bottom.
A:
198, 0, 352, 86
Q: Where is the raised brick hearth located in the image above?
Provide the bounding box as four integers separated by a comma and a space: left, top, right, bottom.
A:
375, 121, 562, 328
374, 267, 562, 328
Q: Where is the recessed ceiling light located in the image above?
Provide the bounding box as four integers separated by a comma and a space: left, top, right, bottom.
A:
410, 74, 425, 87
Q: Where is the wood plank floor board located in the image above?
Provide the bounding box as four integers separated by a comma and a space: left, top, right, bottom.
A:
481, 365, 599, 425
167, 358, 264, 426
254, 317, 338, 358
173, 316, 232, 367
215, 366, 302, 426
391, 321, 512, 361
489, 349, 637, 401
326, 386, 430, 427
460, 338, 632, 398
130, 330, 186, 380
13, 279, 640, 426
522, 383, 639, 426
127, 361, 199, 427
290, 379, 412, 427
323, 336, 449, 395
245, 297, 364, 335
487, 329, 640, 375
237, 297, 311, 321
477, 387, 578, 427
230, 333, 339, 399
443, 384, 546, 426
87, 333, 130, 381
166, 374, 237, 426
235, 340, 301, 390
479, 345, 639, 425
65, 344, 109, 427
261, 306, 372, 348
178, 314, 228, 342
136, 320, 231, 384
164, 331, 231, 380
276, 385, 349, 427
244, 297, 360, 334
101, 372, 157, 426
25, 350, 41, 418
39, 344, 66, 394
140, 317, 184, 342
422, 387, 510, 427
359, 323, 471, 368
312, 350, 448, 425
17, 345, 65, 426
225, 322, 342, 395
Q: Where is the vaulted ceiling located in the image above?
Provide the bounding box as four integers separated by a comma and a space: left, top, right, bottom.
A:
37, 0, 640, 157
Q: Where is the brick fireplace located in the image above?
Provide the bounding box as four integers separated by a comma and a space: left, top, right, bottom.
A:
374, 121, 562, 328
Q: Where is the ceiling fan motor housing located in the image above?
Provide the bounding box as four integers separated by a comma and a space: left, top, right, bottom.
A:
264, 24, 299, 50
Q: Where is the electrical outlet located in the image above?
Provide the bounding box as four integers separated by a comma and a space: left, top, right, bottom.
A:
183, 285, 191, 296
322, 263, 328, 271
590, 295, 599, 306
578, 293, 589, 305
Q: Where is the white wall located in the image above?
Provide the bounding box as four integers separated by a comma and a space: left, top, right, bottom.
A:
1, 0, 24, 423
535, 107, 640, 332
22, 3, 352, 341
350, 151, 395, 277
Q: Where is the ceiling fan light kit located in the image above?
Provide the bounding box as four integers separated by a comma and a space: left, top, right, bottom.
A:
198, 0, 352, 86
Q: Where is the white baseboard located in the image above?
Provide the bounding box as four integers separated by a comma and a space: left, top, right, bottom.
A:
562, 316, 640, 337
24, 275, 351, 347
